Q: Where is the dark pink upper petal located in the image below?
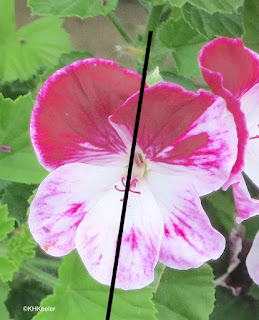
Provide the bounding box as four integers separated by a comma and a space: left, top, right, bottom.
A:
31, 58, 143, 171
110, 83, 238, 196
28, 163, 124, 256
147, 172, 225, 269
199, 37, 259, 99
199, 38, 250, 186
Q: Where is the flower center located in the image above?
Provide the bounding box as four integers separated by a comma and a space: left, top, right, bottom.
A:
114, 152, 148, 201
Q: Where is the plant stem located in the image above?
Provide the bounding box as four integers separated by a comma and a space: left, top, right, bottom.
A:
153, 264, 166, 294
30, 257, 61, 270
145, 5, 164, 40
20, 262, 59, 288
108, 12, 132, 44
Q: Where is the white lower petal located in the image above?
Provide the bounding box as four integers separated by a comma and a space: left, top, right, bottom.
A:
246, 231, 259, 285
147, 171, 225, 269
29, 163, 124, 256
245, 139, 259, 187
75, 181, 163, 290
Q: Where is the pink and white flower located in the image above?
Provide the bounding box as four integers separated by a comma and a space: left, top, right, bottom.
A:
29, 58, 238, 289
199, 37, 259, 284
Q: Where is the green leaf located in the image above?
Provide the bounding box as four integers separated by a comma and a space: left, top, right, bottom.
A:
0, 203, 17, 282
161, 71, 198, 91
159, 18, 207, 77
7, 225, 36, 266
210, 287, 259, 320
0, 281, 11, 320
6, 278, 51, 320
243, 0, 259, 51
149, 0, 244, 13
249, 283, 259, 301
0, 94, 47, 184
33, 251, 156, 319
1, 183, 37, 224
0, 0, 72, 82
187, 0, 244, 14
0, 0, 15, 43
183, 4, 244, 38
28, 0, 119, 18
153, 264, 215, 320
243, 216, 259, 241
0, 257, 17, 282
0, 225, 36, 282
202, 189, 237, 237
0, 203, 15, 241
59, 50, 93, 66
0, 77, 39, 101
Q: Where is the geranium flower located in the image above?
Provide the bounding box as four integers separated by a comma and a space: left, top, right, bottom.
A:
199, 37, 259, 284
29, 58, 238, 289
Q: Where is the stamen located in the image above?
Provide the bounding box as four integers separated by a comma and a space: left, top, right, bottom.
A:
129, 179, 141, 194
114, 184, 125, 192
114, 177, 141, 200
249, 135, 259, 140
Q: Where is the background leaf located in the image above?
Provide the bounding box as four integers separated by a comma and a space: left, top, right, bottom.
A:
0, 0, 15, 43
0, 281, 11, 320
153, 264, 215, 320
6, 277, 51, 320
28, 0, 119, 18
159, 18, 207, 77
0, 0, 72, 82
183, 3, 244, 38
243, 0, 259, 51
0, 94, 47, 184
7, 225, 36, 267
0, 203, 16, 282
210, 287, 259, 319
202, 189, 237, 237
148, 0, 244, 14
1, 183, 37, 224
0, 203, 15, 241
32, 251, 157, 319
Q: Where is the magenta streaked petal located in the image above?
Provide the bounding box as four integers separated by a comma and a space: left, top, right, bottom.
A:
246, 231, 259, 285
29, 163, 124, 256
147, 172, 225, 269
110, 83, 238, 196
233, 175, 259, 223
31, 58, 143, 171
75, 182, 163, 290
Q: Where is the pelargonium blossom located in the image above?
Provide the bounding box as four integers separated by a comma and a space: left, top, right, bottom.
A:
199, 37, 259, 284
29, 58, 238, 289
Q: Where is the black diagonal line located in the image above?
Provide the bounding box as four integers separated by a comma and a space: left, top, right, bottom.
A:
105, 31, 153, 320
